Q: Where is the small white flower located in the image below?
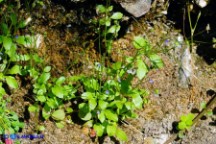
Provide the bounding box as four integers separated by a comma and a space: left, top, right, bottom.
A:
127, 69, 136, 75
24, 17, 32, 26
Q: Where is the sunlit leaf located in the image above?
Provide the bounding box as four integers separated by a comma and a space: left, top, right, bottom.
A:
148, 54, 163, 68
43, 66, 51, 72
56, 76, 66, 85
93, 123, 104, 137
98, 100, 108, 110
116, 128, 128, 141
3, 36, 12, 50
6, 65, 21, 74
108, 25, 120, 34
81, 92, 94, 100
133, 36, 146, 49
52, 85, 64, 98
37, 95, 46, 102
178, 122, 187, 130
51, 109, 65, 121
56, 121, 65, 128
104, 109, 118, 122
38, 72, 50, 84
5, 76, 18, 89
0, 82, 6, 95
98, 111, 105, 123
136, 58, 148, 80
89, 99, 97, 110
28, 105, 39, 112
111, 12, 123, 20
132, 94, 142, 108
107, 124, 117, 136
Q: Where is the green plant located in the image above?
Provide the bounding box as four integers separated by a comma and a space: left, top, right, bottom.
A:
75, 63, 148, 141
27, 62, 76, 128
74, 35, 163, 141
177, 113, 195, 138
0, 2, 33, 135
93, 4, 123, 53
0, 96, 24, 134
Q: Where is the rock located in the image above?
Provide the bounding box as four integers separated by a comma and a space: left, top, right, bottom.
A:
178, 47, 193, 88
117, 0, 152, 17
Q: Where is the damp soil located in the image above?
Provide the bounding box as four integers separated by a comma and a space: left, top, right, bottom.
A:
4, 0, 216, 144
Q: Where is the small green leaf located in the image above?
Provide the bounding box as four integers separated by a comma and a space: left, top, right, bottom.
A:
104, 109, 118, 122
52, 85, 64, 98
0, 82, 6, 95
3, 36, 12, 50
133, 36, 146, 49
51, 109, 65, 121
42, 106, 51, 120
111, 12, 123, 20
7, 65, 21, 74
81, 92, 94, 100
112, 62, 122, 70
66, 107, 73, 113
185, 120, 193, 126
136, 58, 148, 80
5, 76, 18, 89
178, 121, 187, 130
148, 54, 163, 68
84, 120, 93, 127
81, 112, 92, 121
43, 66, 51, 72
79, 103, 92, 121
37, 95, 46, 102
180, 115, 187, 122
98, 111, 105, 123
108, 6, 113, 12
89, 99, 97, 110
93, 123, 104, 137
108, 25, 120, 34
56, 76, 66, 85
56, 121, 65, 128
132, 94, 143, 108
38, 72, 50, 84
15, 36, 26, 45
116, 128, 128, 141
28, 105, 39, 112
98, 100, 108, 110
107, 124, 117, 136
96, 5, 106, 13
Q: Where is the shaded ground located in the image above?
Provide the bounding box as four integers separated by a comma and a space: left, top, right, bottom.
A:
4, 0, 216, 144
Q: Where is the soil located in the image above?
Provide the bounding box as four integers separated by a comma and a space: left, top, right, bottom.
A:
2, 0, 216, 144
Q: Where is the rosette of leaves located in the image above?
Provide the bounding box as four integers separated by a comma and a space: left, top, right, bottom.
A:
28, 66, 76, 128
77, 61, 149, 141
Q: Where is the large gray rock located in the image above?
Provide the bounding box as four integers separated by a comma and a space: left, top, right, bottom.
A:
117, 0, 152, 17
